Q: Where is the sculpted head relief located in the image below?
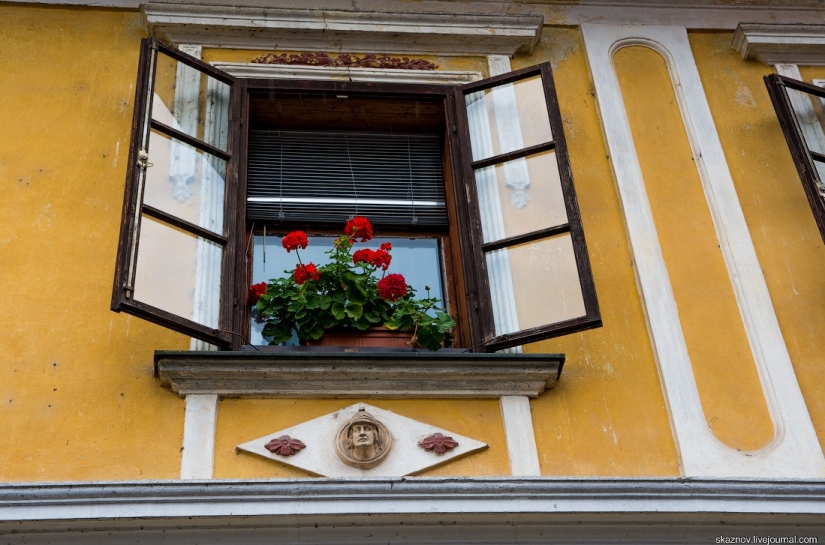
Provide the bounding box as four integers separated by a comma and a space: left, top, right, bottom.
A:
335, 407, 393, 469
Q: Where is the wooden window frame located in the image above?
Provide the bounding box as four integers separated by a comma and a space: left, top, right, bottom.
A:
452, 63, 601, 351
765, 73, 825, 244
114, 41, 601, 352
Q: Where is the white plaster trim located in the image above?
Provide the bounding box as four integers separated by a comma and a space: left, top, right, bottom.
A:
582, 24, 825, 478
2, 478, 825, 543
500, 396, 541, 476
211, 62, 481, 84
180, 394, 218, 479
142, 3, 542, 55
733, 23, 825, 66
5, 0, 825, 29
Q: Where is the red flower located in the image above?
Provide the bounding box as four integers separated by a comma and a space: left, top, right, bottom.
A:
352, 248, 374, 266
372, 248, 392, 270
293, 263, 320, 285
352, 248, 392, 270
248, 282, 267, 305
377, 273, 407, 301
344, 216, 373, 242
282, 231, 308, 252
379, 242, 392, 251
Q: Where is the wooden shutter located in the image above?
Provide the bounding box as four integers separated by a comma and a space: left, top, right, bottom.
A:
451, 63, 601, 351
111, 38, 241, 347
765, 73, 825, 244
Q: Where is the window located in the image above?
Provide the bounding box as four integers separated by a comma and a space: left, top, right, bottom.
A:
111, 38, 601, 351
765, 74, 825, 243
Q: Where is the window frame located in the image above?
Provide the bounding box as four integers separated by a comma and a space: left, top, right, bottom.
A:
451, 63, 601, 351
114, 41, 601, 352
110, 38, 242, 348
765, 73, 825, 244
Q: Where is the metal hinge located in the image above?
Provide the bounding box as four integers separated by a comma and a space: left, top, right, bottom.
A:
137, 149, 153, 169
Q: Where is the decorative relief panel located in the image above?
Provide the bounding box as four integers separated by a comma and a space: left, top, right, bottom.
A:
236, 403, 487, 477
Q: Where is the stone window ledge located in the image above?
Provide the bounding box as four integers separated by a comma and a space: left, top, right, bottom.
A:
155, 350, 563, 399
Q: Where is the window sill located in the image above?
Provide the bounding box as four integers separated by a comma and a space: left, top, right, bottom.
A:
154, 349, 564, 399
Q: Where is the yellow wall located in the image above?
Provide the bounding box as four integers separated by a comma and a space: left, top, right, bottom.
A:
513, 29, 680, 476
3, 5, 823, 483
690, 31, 825, 455
0, 5, 189, 481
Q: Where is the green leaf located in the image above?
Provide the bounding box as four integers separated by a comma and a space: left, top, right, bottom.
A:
345, 303, 363, 320
308, 325, 325, 340
331, 301, 346, 320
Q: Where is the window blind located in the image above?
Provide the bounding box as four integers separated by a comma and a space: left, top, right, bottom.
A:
247, 130, 447, 227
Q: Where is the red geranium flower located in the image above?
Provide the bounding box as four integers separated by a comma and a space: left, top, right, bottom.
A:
372, 248, 392, 270
379, 242, 392, 251
282, 231, 308, 252
352, 248, 374, 266
377, 273, 407, 301
248, 282, 267, 305
293, 263, 320, 285
344, 216, 373, 242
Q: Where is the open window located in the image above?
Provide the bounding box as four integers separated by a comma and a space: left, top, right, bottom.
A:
765, 73, 825, 244
112, 38, 601, 351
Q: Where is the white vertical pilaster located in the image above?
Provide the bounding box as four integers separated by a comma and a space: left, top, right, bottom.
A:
180, 394, 218, 479
500, 396, 541, 476
582, 24, 825, 477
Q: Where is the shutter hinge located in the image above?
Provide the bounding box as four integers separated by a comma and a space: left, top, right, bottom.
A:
137, 149, 153, 169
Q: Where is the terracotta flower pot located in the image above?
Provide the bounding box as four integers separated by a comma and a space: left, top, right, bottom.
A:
305, 327, 413, 348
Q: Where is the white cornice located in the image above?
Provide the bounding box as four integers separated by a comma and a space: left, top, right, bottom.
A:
141, 3, 543, 55
732, 23, 825, 65
211, 62, 481, 84
4, 0, 825, 30
1, 478, 825, 542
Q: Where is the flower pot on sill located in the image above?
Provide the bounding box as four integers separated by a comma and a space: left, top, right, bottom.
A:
305, 327, 414, 349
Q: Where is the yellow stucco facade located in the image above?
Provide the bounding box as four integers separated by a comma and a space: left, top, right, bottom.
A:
1, 3, 825, 493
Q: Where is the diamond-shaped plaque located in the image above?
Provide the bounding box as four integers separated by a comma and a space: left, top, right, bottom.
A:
237, 402, 488, 477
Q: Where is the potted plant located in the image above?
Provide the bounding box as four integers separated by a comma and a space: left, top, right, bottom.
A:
249, 216, 455, 351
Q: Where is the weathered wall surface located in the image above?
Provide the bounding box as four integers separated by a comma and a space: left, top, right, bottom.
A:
1, 5, 823, 482
690, 31, 825, 456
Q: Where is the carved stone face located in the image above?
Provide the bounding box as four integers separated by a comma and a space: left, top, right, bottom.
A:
335, 408, 393, 469
350, 423, 377, 448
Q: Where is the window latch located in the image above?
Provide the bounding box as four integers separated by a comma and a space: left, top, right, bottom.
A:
137, 149, 153, 169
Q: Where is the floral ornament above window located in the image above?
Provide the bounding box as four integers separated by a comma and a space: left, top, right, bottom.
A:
249, 216, 455, 351
251, 52, 437, 70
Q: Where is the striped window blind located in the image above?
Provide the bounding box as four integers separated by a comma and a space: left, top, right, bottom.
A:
246, 130, 447, 227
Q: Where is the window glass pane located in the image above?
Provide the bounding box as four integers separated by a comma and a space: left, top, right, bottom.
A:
152, 51, 231, 151
143, 129, 226, 234
133, 216, 222, 328
486, 234, 585, 335
250, 235, 444, 345
787, 87, 825, 184
465, 75, 553, 162
473, 151, 567, 243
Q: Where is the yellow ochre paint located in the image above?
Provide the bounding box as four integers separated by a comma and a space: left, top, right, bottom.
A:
515, 29, 680, 476
0, 6, 189, 482
614, 44, 774, 452
690, 32, 825, 455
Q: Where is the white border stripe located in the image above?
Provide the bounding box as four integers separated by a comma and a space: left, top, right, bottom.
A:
582, 24, 825, 477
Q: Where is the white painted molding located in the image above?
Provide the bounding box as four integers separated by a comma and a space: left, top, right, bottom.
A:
500, 396, 541, 476
5, 0, 825, 29
210, 62, 481, 84
2, 478, 825, 543
142, 3, 542, 55
582, 24, 825, 478
180, 394, 218, 479
155, 351, 563, 398
732, 23, 825, 66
